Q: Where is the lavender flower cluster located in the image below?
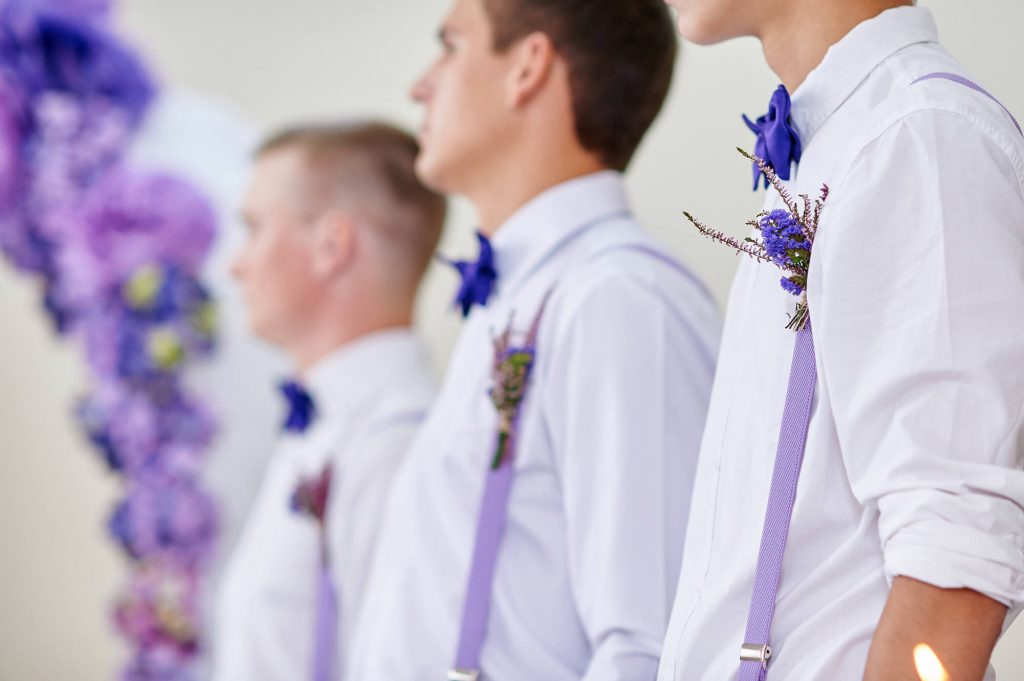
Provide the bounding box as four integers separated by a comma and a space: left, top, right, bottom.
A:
487, 294, 550, 469
0, 2, 219, 678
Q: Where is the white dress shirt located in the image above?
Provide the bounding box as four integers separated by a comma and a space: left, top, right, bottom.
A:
213, 329, 436, 681
659, 7, 1024, 681
347, 171, 720, 681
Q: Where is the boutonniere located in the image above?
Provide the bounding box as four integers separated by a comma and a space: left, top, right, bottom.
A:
487, 296, 550, 469
290, 464, 333, 530
685, 148, 828, 331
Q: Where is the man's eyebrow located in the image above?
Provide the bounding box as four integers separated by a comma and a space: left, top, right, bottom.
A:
438, 25, 453, 42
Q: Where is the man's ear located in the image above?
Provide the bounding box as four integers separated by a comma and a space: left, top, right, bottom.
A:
311, 209, 356, 279
505, 31, 557, 109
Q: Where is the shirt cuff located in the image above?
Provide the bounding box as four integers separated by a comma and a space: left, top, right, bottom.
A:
883, 520, 1024, 608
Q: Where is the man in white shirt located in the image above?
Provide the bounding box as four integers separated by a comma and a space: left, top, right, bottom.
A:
658, 3, 1024, 681
347, 2, 720, 680
213, 122, 446, 680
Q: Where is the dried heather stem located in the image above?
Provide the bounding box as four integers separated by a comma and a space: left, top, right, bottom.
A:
737, 147, 801, 216
685, 211, 769, 262
525, 289, 554, 346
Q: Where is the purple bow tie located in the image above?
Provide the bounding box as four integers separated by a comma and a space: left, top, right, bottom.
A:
445, 231, 498, 318
278, 380, 317, 434
743, 84, 803, 190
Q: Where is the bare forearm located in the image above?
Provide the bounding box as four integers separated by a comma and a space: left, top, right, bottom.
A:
864, 576, 1006, 681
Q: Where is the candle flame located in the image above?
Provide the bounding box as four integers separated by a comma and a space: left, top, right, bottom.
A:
914, 644, 950, 681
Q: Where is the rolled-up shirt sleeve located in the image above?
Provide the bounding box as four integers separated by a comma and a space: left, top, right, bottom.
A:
816, 110, 1024, 607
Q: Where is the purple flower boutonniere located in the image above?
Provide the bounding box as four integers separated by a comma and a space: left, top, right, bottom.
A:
685, 148, 828, 331
290, 465, 333, 529
487, 296, 550, 469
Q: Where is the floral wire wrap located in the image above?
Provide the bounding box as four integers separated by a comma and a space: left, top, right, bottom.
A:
684, 148, 828, 330
0, 1, 219, 679
487, 293, 550, 469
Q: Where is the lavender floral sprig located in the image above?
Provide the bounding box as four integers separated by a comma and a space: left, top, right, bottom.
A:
684, 148, 828, 331
487, 294, 550, 469
290, 464, 333, 529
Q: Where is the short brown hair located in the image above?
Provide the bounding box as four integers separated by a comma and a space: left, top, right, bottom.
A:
483, 0, 677, 171
258, 121, 447, 292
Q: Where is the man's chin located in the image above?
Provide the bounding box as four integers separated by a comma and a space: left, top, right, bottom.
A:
245, 311, 276, 346
675, 15, 749, 45
414, 152, 457, 194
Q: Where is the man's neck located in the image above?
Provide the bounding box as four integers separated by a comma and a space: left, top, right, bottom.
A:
759, 0, 912, 93
288, 307, 412, 377
470, 146, 606, 236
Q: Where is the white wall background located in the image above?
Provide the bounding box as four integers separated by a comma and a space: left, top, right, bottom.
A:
0, 1, 1020, 678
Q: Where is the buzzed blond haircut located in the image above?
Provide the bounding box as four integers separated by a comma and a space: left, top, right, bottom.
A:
257, 121, 447, 295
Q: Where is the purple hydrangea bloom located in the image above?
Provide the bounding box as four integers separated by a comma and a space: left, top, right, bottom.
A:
108, 481, 217, 566
120, 648, 197, 681
0, 94, 133, 286
0, 74, 24, 212
53, 170, 215, 313
78, 382, 158, 473
78, 384, 216, 478
53, 0, 112, 20
153, 396, 217, 478
0, 1, 154, 123
1, 5, 220, 675
114, 563, 200, 654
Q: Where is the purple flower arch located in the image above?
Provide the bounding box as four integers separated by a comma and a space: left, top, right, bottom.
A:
0, 2, 219, 679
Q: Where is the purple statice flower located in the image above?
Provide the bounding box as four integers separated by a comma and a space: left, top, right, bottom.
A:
780, 276, 805, 296
0, 1, 154, 123
109, 481, 217, 566
758, 209, 809, 268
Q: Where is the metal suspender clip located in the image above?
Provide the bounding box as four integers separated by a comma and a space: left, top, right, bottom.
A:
740, 643, 772, 669
447, 669, 481, 681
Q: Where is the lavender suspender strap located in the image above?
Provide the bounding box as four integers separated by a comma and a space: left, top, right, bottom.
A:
912, 72, 1023, 136
736, 74, 1021, 681
313, 555, 338, 681
448, 434, 518, 681
735, 325, 816, 681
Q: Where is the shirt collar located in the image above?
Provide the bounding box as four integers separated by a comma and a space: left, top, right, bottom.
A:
490, 170, 631, 297
301, 328, 425, 421
789, 5, 939, 144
